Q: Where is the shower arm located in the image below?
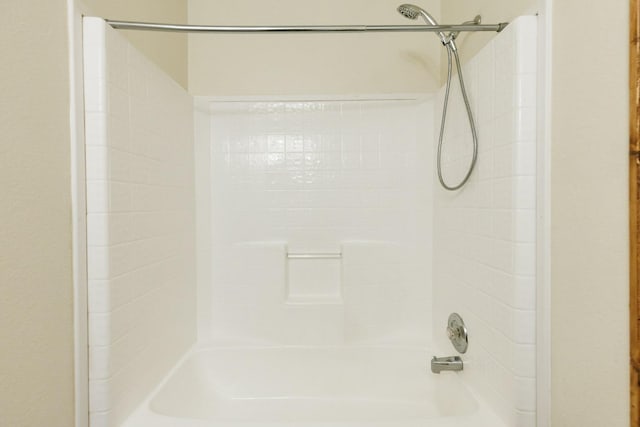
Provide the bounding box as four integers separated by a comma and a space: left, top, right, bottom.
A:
105, 20, 508, 34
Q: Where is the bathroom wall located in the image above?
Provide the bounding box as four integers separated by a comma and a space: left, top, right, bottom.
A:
441, 0, 537, 62
187, 0, 441, 95
433, 17, 537, 426
83, 18, 196, 427
84, 0, 188, 88
0, 1, 75, 426
196, 97, 434, 345
550, 0, 629, 425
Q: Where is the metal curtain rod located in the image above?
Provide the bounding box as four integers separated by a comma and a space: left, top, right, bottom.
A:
106, 20, 508, 34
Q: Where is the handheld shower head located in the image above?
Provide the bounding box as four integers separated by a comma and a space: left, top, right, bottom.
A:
397, 4, 420, 20
397, 4, 447, 44
397, 4, 479, 190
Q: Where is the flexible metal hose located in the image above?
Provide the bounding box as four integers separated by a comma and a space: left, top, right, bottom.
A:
436, 43, 478, 191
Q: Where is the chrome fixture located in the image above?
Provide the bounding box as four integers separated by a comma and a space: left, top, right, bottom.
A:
430, 313, 468, 374
107, 7, 506, 192
397, 4, 481, 191
397, 4, 448, 44
447, 313, 469, 353
287, 252, 342, 260
431, 355, 464, 373
106, 20, 507, 34
449, 15, 482, 42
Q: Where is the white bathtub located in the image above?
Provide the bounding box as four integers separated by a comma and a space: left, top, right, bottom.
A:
122, 345, 507, 427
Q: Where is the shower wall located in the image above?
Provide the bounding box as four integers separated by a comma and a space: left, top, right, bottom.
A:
83, 18, 196, 427
82, 11, 538, 427
433, 16, 537, 426
195, 98, 434, 345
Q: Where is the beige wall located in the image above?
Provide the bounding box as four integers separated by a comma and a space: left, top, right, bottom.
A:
441, 0, 537, 61
549, 0, 629, 425
0, 1, 75, 426
84, 0, 188, 88
188, 0, 441, 96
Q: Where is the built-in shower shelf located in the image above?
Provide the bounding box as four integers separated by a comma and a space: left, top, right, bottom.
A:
286, 295, 343, 305
287, 252, 342, 260
286, 249, 343, 305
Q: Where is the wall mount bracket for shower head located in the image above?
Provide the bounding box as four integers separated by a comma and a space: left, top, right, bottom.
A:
449, 15, 482, 41
446, 313, 469, 354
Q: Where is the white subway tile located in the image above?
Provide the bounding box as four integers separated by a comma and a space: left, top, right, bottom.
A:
208, 99, 434, 345
86, 181, 109, 214
85, 13, 537, 427
515, 17, 538, 74
89, 344, 110, 380
88, 280, 111, 313
89, 410, 110, 427
514, 275, 537, 310
84, 17, 195, 427
513, 344, 536, 378
514, 176, 536, 209
493, 178, 514, 210
89, 378, 112, 412
434, 17, 537, 425
87, 214, 109, 247
107, 86, 129, 120
514, 377, 537, 411
492, 210, 514, 241
85, 112, 108, 147
513, 309, 536, 344
494, 112, 516, 147
515, 107, 537, 142
108, 182, 132, 213
514, 141, 537, 176
514, 410, 537, 427
515, 242, 536, 276
493, 144, 515, 178
515, 73, 537, 108
84, 78, 108, 114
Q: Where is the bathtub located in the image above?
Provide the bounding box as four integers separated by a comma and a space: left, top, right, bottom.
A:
122, 345, 507, 427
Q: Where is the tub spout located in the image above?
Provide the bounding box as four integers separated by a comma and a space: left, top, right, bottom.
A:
431, 356, 463, 374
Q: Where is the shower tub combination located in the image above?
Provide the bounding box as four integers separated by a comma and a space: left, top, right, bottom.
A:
122, 346, 507, 427
83, 8, 537, 427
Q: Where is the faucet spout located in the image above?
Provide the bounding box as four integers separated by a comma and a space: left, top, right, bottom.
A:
431, 356, 464, 374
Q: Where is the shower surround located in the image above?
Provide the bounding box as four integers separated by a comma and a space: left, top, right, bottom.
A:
196, 98, 433, 345
434, 16, 537, 426
83, 15, 536, 427
84, 19, 196, 426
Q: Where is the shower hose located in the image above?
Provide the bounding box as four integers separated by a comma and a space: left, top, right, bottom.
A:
437, 41, 479, 191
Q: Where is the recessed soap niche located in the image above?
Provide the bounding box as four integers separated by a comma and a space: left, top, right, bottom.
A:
286, 250, 343, 304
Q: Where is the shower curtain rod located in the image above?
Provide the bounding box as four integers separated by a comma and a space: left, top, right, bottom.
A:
106, 20, 508, 34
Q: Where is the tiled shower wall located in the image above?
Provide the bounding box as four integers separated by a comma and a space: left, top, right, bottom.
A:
433, 17, 537, 426
82, 12, 537, 427
83, 18, 196, 427
196, 98, 434, 345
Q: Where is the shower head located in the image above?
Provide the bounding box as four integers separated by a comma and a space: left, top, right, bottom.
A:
397, 4, 421, 20
397, 4, 447, 44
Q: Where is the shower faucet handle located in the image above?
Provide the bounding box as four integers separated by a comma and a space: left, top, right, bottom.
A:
446, 313, 469, 354
446, 325, 459, 340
